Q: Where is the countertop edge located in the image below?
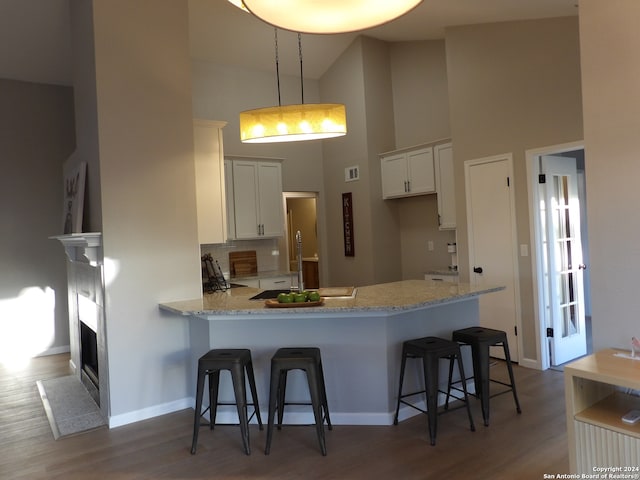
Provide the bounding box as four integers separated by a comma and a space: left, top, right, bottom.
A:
159, 284, 504, 317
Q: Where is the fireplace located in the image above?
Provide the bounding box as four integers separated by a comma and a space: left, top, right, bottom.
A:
52, 232, 109, 421
80, 320, 100, 404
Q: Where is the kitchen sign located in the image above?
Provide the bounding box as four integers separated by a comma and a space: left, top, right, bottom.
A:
342, 192, 355, 256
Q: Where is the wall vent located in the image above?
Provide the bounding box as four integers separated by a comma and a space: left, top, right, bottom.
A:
345, 165, 360, 182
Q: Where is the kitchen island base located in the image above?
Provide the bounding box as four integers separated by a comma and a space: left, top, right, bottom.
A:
187, 298, 479, 426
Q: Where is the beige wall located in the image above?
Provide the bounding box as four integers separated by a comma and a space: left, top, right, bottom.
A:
579, 0, 640, 351
390, 40, 451, 148
389, 40, 455, 278
321, 37, 401, 286
0, 79, 75, 354
72, 0, 201, 420
445, 17, 583, 362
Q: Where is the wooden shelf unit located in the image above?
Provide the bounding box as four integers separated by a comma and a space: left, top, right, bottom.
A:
564, 349, 640, 473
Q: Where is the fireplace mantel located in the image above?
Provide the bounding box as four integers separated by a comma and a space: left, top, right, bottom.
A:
50, 232, 102, 265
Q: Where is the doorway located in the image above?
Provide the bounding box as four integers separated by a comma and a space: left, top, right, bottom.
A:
526, 142, 591, 370
465, 153, 521, 362
282, 192, 320, 288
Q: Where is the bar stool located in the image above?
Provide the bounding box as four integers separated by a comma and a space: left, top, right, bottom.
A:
393, 336, 475, 446
191, 349, 263, 455
450, 326, 522, 426
265, 347, 332, 456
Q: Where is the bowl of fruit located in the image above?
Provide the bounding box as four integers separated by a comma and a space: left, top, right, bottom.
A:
264, 290, 323, 308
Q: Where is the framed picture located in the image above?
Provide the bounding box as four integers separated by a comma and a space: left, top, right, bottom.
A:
62, 162, 87, 234
342, 192, 355, 256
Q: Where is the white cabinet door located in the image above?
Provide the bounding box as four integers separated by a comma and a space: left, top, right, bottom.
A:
232, 160, 261, 239
230, 159, 284, 239
224, 159, 236, 238
380, 146, 435, 199
256, 162, 284, 237
434, 142, 456, 230
193, 119, 227, 244
407, 147, 435, 195
381, 153, 409, 199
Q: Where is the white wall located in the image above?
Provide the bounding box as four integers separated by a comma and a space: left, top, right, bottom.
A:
579, 0, 640, 351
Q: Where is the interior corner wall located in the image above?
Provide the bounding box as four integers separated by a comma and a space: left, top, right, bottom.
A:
320, 37, 400, 287
69, 0, 102, 232
444, 16, 583, 362
0, 79, 75, 355
362, 36, 402, 284
388, 40, 454, 279
82, 0, 201, 420
579, 0, 640, 352
390, 39, 451, 148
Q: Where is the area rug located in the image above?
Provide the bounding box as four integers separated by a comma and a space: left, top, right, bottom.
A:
36, 375, 107, 439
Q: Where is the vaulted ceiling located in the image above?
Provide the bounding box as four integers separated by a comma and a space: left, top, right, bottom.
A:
0, 0, 578, 86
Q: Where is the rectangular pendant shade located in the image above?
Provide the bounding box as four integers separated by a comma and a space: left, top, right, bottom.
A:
240, 103, 346, 143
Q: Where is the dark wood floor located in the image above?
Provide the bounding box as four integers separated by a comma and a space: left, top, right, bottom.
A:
1, 353, 569, 479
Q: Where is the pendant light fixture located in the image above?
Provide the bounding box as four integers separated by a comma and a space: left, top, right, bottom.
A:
239, 30, 347, 144
230, 0, 423, 34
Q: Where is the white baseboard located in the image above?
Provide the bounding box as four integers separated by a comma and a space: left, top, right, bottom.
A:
108, 383, 478, 429
109, 397, 193, 429
35, 345, 70, 357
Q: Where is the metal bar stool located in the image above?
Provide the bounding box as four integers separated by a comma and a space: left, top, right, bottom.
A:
265, 347, 332, 456
191, 349, 263, 455
393, 336, 475, 446
449, 326, 522, 426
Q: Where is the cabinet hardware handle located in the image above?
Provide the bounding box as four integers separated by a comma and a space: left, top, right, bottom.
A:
407, 180, 410, 192
473, 266, 483, 274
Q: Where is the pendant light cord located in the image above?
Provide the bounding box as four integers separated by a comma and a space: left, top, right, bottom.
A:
298, 33, 304, 104
274, 28, 281, 106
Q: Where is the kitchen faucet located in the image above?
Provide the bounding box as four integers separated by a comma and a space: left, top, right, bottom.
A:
296, 230, 304, 293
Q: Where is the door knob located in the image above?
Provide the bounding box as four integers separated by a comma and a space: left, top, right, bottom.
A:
578, 264, 587, 270
473, 267, 483, 274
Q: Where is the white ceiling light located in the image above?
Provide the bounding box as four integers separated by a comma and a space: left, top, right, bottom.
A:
227, 0, 249, 12
231, 0, 424, 34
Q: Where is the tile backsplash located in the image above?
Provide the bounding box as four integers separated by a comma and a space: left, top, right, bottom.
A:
201, 238, 285, 278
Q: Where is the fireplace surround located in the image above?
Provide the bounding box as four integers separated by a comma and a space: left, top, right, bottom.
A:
51, 233, 109, 421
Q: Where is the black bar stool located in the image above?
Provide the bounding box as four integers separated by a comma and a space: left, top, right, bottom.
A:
265, 347, 332, 456
191, 349, 263, 455
393, 336, 475, 446
450, 326, 522, 426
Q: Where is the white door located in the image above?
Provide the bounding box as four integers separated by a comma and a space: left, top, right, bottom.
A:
466, 155, 520, 361
541, 155, 586, 366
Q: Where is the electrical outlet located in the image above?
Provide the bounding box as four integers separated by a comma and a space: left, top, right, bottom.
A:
427, 241, 434, 251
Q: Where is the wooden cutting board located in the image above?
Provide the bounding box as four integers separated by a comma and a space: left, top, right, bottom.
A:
229, 250, 257, 277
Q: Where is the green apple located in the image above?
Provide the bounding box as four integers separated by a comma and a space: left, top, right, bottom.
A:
307, 291, 321, 302
293, 293, 307, 303
278, 293, 294, 303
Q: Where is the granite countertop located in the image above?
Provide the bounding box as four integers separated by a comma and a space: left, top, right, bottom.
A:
425, 268, 459, 276
159, 279, 503, 316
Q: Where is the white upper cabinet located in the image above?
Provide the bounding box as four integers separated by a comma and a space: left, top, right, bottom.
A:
380, 145, 435, 199
227, 158, 284, 239
193, 119, 227, 245
434, 142, 456, 230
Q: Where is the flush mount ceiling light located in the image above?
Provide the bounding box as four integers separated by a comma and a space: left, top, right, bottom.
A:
232, 0, 423, 34
239, 30, 347, 143
227, 0, 249, 12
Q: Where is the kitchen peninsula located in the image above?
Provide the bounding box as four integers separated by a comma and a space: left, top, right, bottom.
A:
160, 280, 503, 426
